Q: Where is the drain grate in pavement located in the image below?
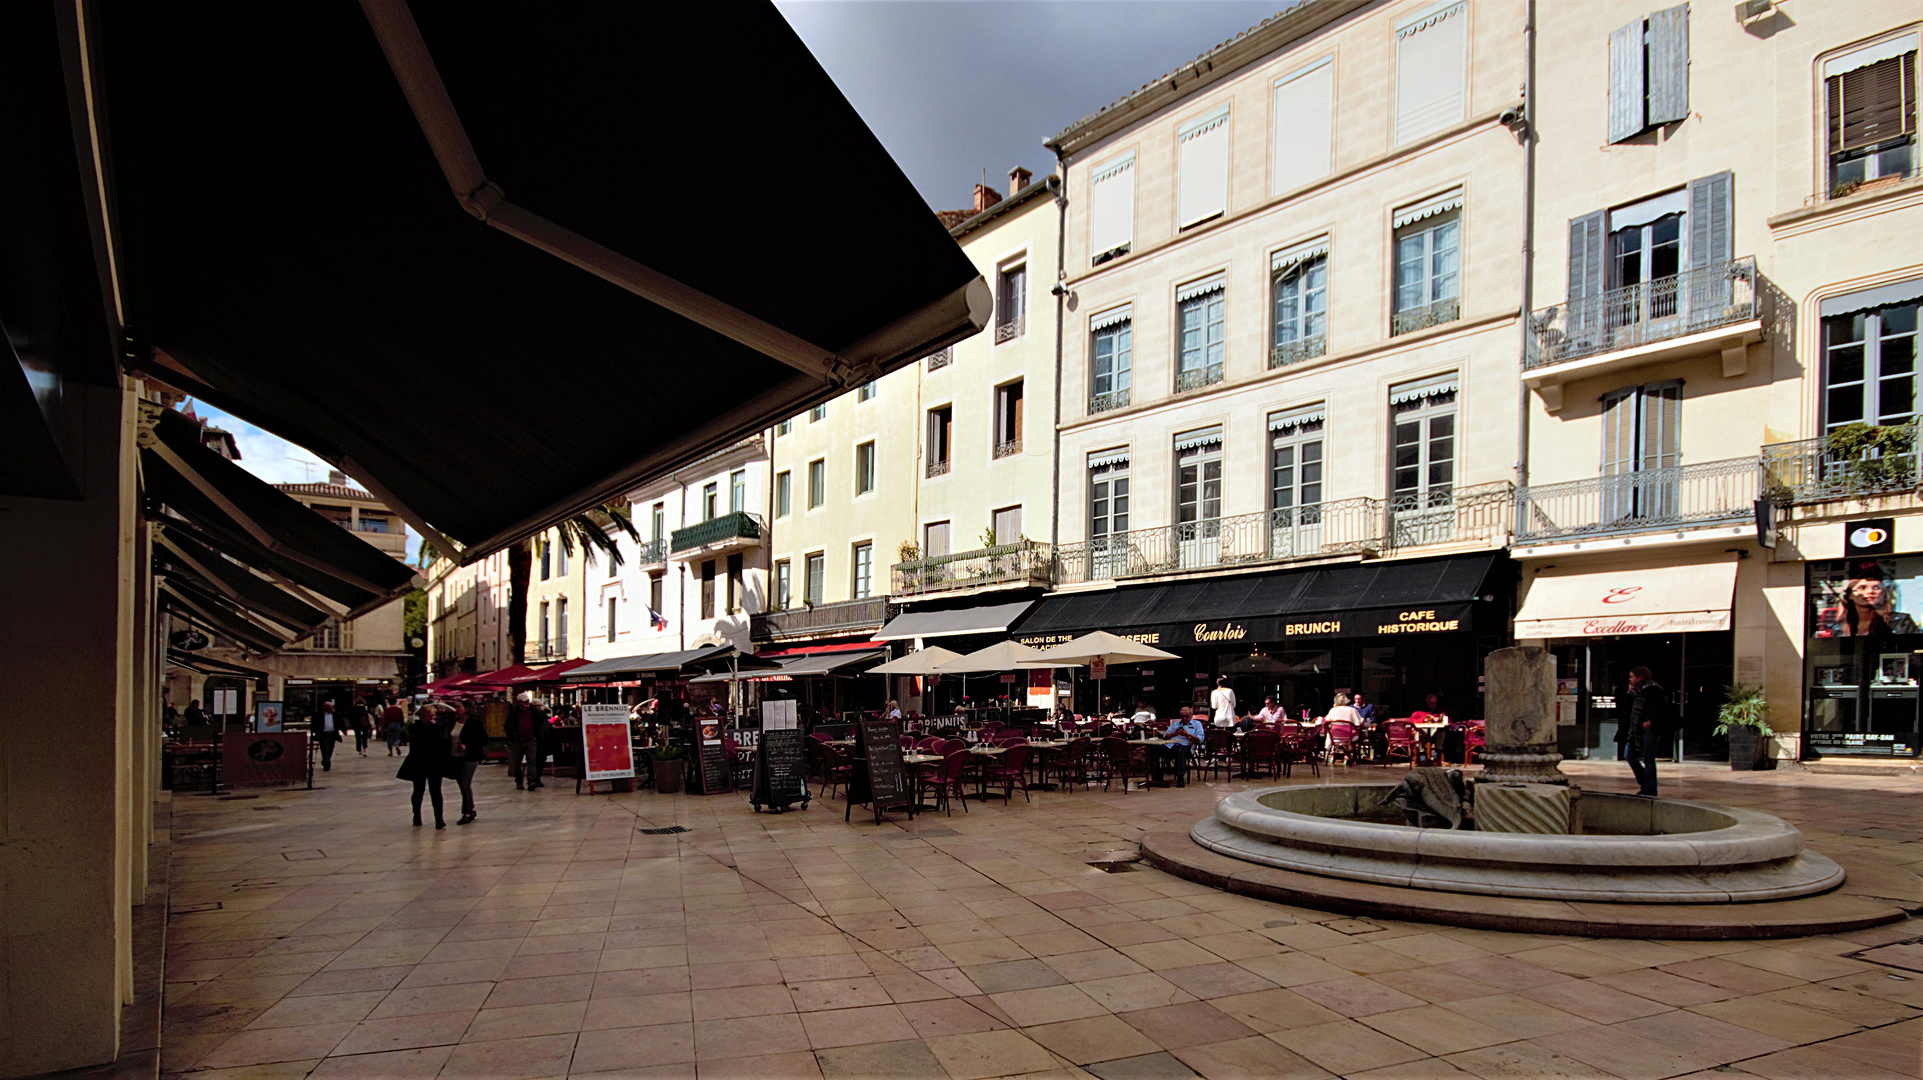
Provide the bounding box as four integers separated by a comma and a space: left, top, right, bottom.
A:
639, 826, 690, 835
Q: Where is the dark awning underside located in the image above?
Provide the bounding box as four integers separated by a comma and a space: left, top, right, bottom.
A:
96, 3, 987, 560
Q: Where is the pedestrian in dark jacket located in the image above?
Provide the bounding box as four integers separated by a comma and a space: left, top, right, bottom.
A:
351, 699, 373, 756
1618, 666, 1673, 797
505, 692, 548, 790
397, 704, 451, 828
453, 708, 488, 825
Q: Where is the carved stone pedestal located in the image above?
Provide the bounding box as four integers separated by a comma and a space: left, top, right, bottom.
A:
1479, 646, 1569, 786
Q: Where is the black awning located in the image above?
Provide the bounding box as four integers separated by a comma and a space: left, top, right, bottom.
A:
154, 522, 330, 635
167, 649, 270, 679
159, 578, 289, 655
142, 408, 418, 617
1013, 554, 1503, 648
557, 645, 778, 683
96, 4, 987, 559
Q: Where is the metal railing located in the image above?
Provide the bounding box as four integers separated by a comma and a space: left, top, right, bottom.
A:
635, 538, 667, 566
892, 540, 1053, 597
1525, 257, 1758, 369
926, 458, 951, 478
1090, 387, 1130, 414
1174, 363, 1224, 393
925, 347, 953, 371
1270, 335, 1327, 369
751, 596, 889, 641
1515, 457, 1758, 544
1054, 500, 1384, 585
668, 511, 764, 554
1390, 481, 1515, 550
1760, 422, 1921, 504
1391, 296, 1460, 337
993, 438, 1022, 459
995, 316, 1025, 343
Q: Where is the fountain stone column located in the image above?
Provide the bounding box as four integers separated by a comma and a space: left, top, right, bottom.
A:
1477, 646, 1568, 786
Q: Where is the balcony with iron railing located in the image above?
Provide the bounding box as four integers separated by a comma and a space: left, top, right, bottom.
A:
751, 596, 890, 641
1174, 363, 1224, 394
1391, 296, 1460, 337
1514, 457, 1758, 546
1270, 335, 1327, 369
1090, 387, 1131, 414
926, 458, 951, 479
1390, 482, 1516, 551
993, 438, 1022, 459
1526, 258, 1758, 371
634, 537, 667, 566
668, 511, 764, 556
1760, 422, 1921, 506
1053, 501, 1384, 585
994, 316, 1025, 344
893, 540, 1052, 597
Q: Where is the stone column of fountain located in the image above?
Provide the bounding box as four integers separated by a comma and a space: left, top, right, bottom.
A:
1475, 646, 1577, 833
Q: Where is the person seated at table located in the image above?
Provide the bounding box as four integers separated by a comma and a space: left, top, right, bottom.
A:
1408, 693, 1449, 724
1130, 700, 1157, 727
1253, 695, 1287, 728
1155, 709, 1205, 787
883, 700, 903, 720
1353, 691, 1378, 727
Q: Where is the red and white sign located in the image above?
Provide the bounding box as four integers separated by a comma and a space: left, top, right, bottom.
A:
581, 704, 635, 782
1514, 560, 1738, 639
1089, 658, 1108, 680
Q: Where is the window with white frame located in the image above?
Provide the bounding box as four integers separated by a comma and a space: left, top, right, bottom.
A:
996, 262, 1027, 343
1087, 450, 1130, 580
1272, 58, 1334, 194
804, 552, 825, 605
1175, 275, 1226, 391
994, 381, 1023, 457
926, 405, 953, 477
1601, 380, 1682, 522
539, 601, 550, 656
855, 441, 876, 495
858, 380, 877, 401
730, 469, 746, 514
923, 521, 951, 559
775, 471, 791, 517
808, 459, 825, 509
1394, 1, 1468, 145
556, 596, 568, 654
810, 404, 827, 423
1608, 5, 1691, 144
774, 560, 791, 610
992, 506, 1023, 546
1391, 190, 1462, 335
607, 596, 618, 642
777, 418, 792, 436
1174, 428, 1223, 568
1822, 281, 1921, 430
1824, 34, 1917, 198
851, 543, 873, 599
556, 539, 568, 577
1088, 152, 1135, 265
1389, 374, 1458, 544
1176, 106, 1231, 229
702, 481, 719, 521
1269, 405, 1327, 556
646, 576, 661, 625
1271, 238, 1329, 368
1090, 306, 1132, 413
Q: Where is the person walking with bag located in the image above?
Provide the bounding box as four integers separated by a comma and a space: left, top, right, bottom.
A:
397, 703, 451, 828
1619, 666, 1674, 797
452, 705, 487, 825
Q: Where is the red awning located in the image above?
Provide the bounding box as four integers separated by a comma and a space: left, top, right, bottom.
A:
464, 664, 540, 687
423, 672, 477, 692
519, 658, 590, 683
757, 641, 885, 657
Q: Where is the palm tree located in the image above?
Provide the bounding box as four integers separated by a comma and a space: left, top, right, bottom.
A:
507, 502, 640, 665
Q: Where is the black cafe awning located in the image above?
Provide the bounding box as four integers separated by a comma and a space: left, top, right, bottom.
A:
559, 646, 780, 684
92, 4, 988, 562
1013, 553, 1503, 648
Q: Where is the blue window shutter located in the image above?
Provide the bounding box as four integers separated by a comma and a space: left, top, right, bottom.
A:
1646, 4, 1690, 125
1686, 171, 1734, 324
1608, 20, 1646, 143
1566, 210, 1606, 341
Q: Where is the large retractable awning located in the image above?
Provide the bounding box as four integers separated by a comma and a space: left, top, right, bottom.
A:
559, 646, 779, 684
1514, 559, 1739, 639
873, 600, 1037, 642
83, 4, 987, 561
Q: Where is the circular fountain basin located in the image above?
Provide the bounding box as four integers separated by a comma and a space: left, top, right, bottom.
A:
1192, 785, 1844, 903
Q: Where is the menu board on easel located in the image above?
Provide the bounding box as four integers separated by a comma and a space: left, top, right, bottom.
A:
693, 716, 731, 795
751, 700, 809, 813
845, 719, 911, 825
581, 704, 635, 782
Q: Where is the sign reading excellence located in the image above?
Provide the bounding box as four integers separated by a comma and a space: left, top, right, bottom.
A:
580, 704, 635, 782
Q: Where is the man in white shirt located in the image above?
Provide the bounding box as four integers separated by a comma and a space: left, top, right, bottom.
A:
1210, 678, 1238, 729
1254, 695, 1287, 727
1130, 701, 1158, 727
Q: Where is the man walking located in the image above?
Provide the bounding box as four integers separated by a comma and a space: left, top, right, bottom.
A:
1209, 677, 1238, 729
314, 699, 342, 771
1620, 666, 1673, 797
505, 692, 548, 790
350, 697, 373, 755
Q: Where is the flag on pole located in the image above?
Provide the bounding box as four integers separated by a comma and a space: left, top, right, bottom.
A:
649, 607, 668, 631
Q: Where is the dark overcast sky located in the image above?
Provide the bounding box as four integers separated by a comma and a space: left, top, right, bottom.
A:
775, 2, 1288, 211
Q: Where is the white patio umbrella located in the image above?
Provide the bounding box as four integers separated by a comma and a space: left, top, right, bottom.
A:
1028, 631, 1180, 717
933, 640, 1071, 712
867, 646, 963, 675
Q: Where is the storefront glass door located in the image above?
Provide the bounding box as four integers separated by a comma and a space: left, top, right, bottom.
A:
1552, 631, 1732, 761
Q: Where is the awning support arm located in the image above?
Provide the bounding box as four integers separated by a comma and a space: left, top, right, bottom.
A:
159, 581, 293, 648
155, 534, 312, 638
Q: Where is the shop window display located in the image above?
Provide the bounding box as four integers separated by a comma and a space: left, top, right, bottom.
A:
1806, 557, 1923, 757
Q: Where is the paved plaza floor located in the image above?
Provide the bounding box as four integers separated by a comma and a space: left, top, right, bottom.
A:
159, 751, 1923, 1080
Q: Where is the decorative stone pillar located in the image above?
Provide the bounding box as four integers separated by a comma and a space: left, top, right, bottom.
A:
1478, 646, 1568, 786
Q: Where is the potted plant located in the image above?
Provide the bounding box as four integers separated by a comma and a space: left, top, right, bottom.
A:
651, 743, 688, 793
1714, 684, 1773, 771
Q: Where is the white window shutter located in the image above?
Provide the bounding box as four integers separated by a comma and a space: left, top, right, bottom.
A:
1271, 59, 1333, 195
1088, 154, 1135, 263
1394, 3, 1467, 145
1608, 19, 1646, 143
1646, 4, 1690, 125
1176, 108, 1231, 228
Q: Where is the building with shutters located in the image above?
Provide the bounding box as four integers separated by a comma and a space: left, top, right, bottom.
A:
1515, 2, 1923, 762
1025, 0, 1526, 720
527, 527, 587, 666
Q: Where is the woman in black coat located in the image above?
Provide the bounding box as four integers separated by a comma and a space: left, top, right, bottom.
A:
397, 704, 452, 828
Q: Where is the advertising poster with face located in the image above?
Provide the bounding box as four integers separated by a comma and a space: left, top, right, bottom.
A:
1812, 557, 1923, 638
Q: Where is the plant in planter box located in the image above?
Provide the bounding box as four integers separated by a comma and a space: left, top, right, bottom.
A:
1825, 422, 1918, 495
1713, 684, 1774, 771
650, 743, 688, 793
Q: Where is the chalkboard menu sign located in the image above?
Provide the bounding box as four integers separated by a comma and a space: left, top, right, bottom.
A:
750, 700, 809, 813
693, 717, 731, 795
845, 719, 913, 824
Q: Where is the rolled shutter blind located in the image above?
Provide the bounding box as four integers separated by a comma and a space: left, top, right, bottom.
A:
1394, 3, 1468, 145
1646, 4, 1691, 126
1088, 154, 1135, 262
1271, 59, 1333, 195
1176, 108, 1231, 228
1608, 19, 1646, 143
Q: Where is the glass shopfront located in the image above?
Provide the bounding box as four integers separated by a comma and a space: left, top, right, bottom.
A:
1805, 557, 1923, 757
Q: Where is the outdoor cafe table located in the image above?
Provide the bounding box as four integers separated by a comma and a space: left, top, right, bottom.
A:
1412, 721, 1449, 765
901, 751, 945, 810
1022, 739, 1068, 791
966, 744, 1008, 800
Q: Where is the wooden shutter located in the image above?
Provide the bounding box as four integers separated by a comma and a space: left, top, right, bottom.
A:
1686, 171, 1733, 321
1567, 210, 1606, 338
1646, 4, 1690, 125
1639, 381, 1682, 470
1608, 19, 1646, 143
1834, 53, 1918, 153
1601, 389, 1636, 477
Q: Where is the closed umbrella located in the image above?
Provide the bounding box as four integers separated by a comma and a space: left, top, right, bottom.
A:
1028, 631, 1180, 718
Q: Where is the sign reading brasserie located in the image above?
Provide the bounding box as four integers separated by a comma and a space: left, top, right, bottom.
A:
1017, 603, 1473, 648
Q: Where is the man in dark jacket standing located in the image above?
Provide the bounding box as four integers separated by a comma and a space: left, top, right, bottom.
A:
1619, 666, 1673, 797
505, 692, 549, 790
314, 699, 342, 771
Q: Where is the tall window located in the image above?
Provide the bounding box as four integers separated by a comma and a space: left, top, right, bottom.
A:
1088, 153, 1135, 265
855, 441, 876, 494
808, 459, 825, 508
556, 541, 567, 577
1390, 375, 1458, 545
858, 380, 877, 401
1272, 58, 1333, 195
994, 381, 1024, 457
1175, 277, 1226, 391
1176, 105, 1230, 229
1091, 309, 1132, 413
1271, 240, 1329, 367
774, 560, 791, 610
927, 406, 953, 477
1392, 193, 1462, 335
651, 502, 664, 543
1566, 173, 1732, 347
1270, 406, 1327, 559
314, 618, 343, 649
539, 601, 550, 655
775, 471, 791, 517
804, 553, 825, 605
993, 506, 1024, 546
647, 575, 662, 624
1088, 454, 1131, 580
1824, 290, 1920, 430
923, 521, 951, 559
1175, 430, 1223, 568
700, 559, 716, 619
539, 540, 551, 580
727, 553, 743, 614
729, 469, 746, 513
1394, 1, 1467, 145
702, 482, 719, 520
810, 404, 827, 423
996, 262, 1027, 342
851, 543, 873, 599
777, 418, 793, 436
1825, 36, 1917, 197
556, 597, 568, 655
1607, 5, 1691, 144
607, 597, 617, 642
1601, 380, 1682, 522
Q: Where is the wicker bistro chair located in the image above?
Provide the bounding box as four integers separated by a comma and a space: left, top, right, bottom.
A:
1100, 736, 1147, 793
1054, 737, 1092, 790
1325, 721, 1359, 764
1277, 725, 1321, 778
1200, 729, 1234, 780
814, 742, 854, 799
920, 750, 971, 816
1381, 720, 1419, 767
1241, 729, 1282, 779
982, 744, 1032, 803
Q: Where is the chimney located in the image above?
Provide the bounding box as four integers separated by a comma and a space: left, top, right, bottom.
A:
972, 183, 1002, 213
1007, 166, 1032, 196
327, 469, 347, 487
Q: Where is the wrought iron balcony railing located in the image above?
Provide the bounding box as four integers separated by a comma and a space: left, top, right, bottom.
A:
635, 538, 667, 566
1269, 335, 1327, 369
926, 458, 951, 479
1090, 387, 1131, 414
1053, 500, 1384, 585
893, 540, 1053, 597
1525, 257, 1757, 370
1174, 363, 1224, 393
925, 347, 953, 371
995, 316, 1025, 343
1390, 482, 1515, 550
1391, 296, 1460, 337
668, 511, 764, 555
993, 438, 1022, 459
751, 597, 889, 641
1760, 422, 1921, 505
1515, 457, 1758, 544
